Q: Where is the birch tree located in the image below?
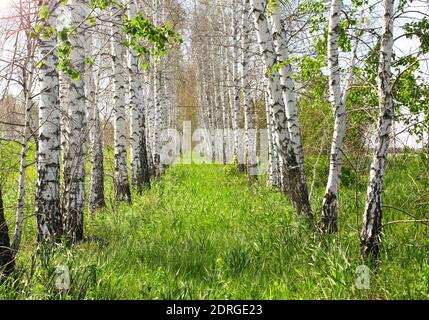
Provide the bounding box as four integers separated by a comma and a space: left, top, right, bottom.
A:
321, 0, 361, 233
251, 0, 312, 218
320, 0, 345, 233
231, 0, 242, 168
242, 0, 256, 177
264, 88, 279, 187
89, 96, 105, 211
219, 31, 229, 164
13, 65, 33, 251
360, 0, 395, 260
269, 1, 310, 214
151, 0, 162, 177
111, 2, 131, 202
87, 18, 105, 212
144, 72, 156, 176
128, 0, 150, 191
35, 0, 62, 242
13, 3, 36, 251
62, 0, 88, 243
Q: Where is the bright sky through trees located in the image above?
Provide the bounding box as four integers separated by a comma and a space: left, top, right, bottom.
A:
0, 0, 12, 11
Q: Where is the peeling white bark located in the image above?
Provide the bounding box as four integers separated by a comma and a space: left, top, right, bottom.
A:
35, 0, 62, 242
269, 3, 309, 200
144, 72, 155, 177
220, 41, 228, 164
62, 0, 88, 243
111, 2, 131, 202
264, 89, 277, 186
128, 0, 150, 191
231, 0, 241, 167
360, 0, 395, 260
151, 0, 163, 176
86, 31, 105, 212
321, 0, 345, 233
251, 0, 312, 217
13, 34, 35, 251
242, 0, 256, 177
269, 6, 302, 164
89, 96, 105, 211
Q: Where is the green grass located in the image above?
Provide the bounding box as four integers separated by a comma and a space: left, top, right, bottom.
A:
0, 146, 428, 299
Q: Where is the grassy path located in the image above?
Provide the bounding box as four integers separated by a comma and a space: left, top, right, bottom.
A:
2, 163, 428, 299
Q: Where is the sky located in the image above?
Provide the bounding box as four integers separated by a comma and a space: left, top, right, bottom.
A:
0, 0, 12, 12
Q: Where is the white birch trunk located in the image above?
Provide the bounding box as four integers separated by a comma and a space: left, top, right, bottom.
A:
220, 42, 228, 164
13, 49, 34, 251
225, 13, 235, 158
321, 0, 345, 233
265, 85, 281, 188
111, 2, 131, 202
127, 1, 146, 191
251, 0, 312, 218
86, 11, 105, 212
59, 71, 69, 164
151, 0, 162, 176
269, 6, 307, 182
269, 4, 311, 216
62, 0, 88, 243
128, 1, 150, 191
152, 67, 162, 175
242, 0, 256, 178
35, 0, 62, 242
231, 0, 242, 167
89, 97, 105, 211
144, 73, 155, 177
360, 0, 395, 260
220, 1, 232, 159
159, 69, 167, 172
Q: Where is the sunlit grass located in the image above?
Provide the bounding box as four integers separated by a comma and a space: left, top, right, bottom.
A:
0, 143, 428, 299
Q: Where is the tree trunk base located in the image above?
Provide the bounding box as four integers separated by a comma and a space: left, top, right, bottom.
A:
321, 191, 338, 233
115, 183, 131, 203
